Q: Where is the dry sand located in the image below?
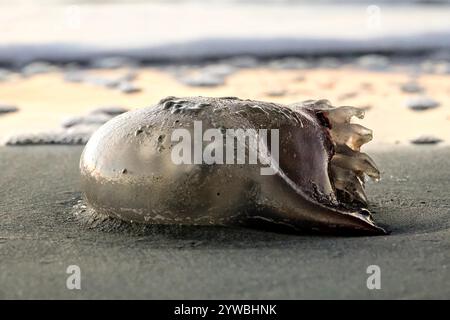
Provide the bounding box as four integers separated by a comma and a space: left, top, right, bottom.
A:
0, 67, 449, 148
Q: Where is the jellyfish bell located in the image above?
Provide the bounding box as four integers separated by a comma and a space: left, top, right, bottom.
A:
79, 96, 387, 235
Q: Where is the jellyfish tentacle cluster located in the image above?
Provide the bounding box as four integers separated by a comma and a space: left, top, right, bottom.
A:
303, 100, 380, 207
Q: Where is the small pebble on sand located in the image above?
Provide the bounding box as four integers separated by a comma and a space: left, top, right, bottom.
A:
85, 76, 120, 88
203, 64, 236, 77
0, 104, 19, 114
5, 130, 92, 146
61, 113, 113, 128
179, 73, 225, 87
117, 82, 142, 94
174, 64, 235, 87
89, 106, 128, 116
410, 135, 443, 145
405, 96, 440, 111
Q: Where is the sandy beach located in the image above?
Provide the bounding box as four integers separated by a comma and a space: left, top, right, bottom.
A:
0, 145, 449, 299
1, 0, 449, 301
1, 65, 449, 147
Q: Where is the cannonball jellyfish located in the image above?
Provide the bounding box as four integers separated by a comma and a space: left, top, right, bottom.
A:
80, 96, 387, 235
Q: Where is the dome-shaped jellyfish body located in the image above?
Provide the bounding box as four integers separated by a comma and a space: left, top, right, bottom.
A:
80, 96, 386, 235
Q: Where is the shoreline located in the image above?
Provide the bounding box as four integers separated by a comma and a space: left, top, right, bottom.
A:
1, 2, 450, 64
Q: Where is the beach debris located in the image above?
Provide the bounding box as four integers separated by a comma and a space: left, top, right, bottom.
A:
85, 76, 121, 88
89, 106, 128, 116
180, 73, 225, 87
4, 106, 128, 146
62, 106, 128, 128
203, 64, 236, 77
117, 81, 142, 94
0, 104, 18, 114
410, 135, 443, 145
405, 96, 440, 111
174, 63, 236, 87
356, 54, 390, 70
71, 70, 141, 93
80, 96, 386, 235
61, 113, 113, 128
400, 81, 424, 93
4, 128, 93, 145
178, 69, 225, 86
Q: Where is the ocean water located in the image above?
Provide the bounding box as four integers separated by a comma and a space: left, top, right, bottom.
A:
1, 0, 450, 63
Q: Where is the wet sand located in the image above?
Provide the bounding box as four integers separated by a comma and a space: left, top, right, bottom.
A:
1, 67, 450, 147
0, 145, 448, 299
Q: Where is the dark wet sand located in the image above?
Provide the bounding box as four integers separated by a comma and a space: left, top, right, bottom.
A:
0, 145, 449, 299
